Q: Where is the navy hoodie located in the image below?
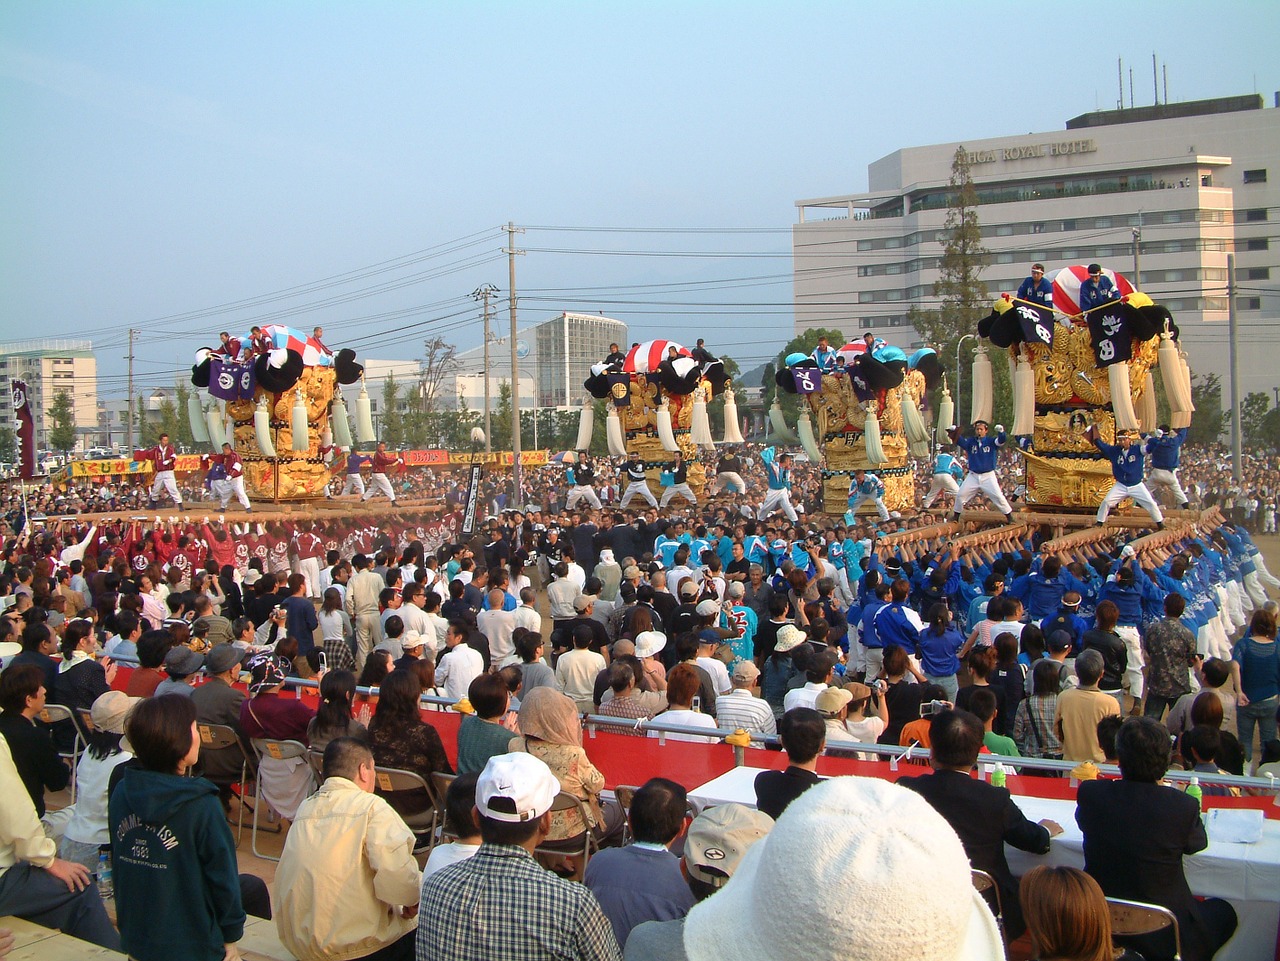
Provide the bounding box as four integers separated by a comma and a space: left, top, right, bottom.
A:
110, 768, 245, 961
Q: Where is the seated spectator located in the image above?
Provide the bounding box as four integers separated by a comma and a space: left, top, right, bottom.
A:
971, 686, 1019, 756
584, 778, 695, 949
713, 660, 775, 739
416, 753, 620, 961
0, 663, 69, 816
649, 664, 719, 744
674, 777, 1003, 961
901, 708, 1060, 941
434, 620, 485, 702
357, 649, 394, 689
0, 734, 120, 951
510, 688, 625, 865
814, 686, 858, 748
598, 662, 665, 731
190, 643, 250, 807
1096, 714, 1124, 764
154, 645, 204, 698
754, 707, 824, 820
457, 673, 516, 774
1182, 724, 1240, 796
124, 629, 172, 697
59, 691, 139, 870
367, 669, 452, 818
1020, 865, 1142, 961
842, 680, 888, 746
8, 620, 58, 692
782, 648, 835, 713
421, 771, 482, 880
50, 619, 115, 750
1013, 658, 1064, 760
275, 737, 421, 961
111, 694, 245, 961
1076, 716, 1237, 961
899, 683, 949, 749
307, 669, 368, 753
514, 628, 556, 695
239, 654, 316, 821
1166, 657, 1237, 738
1055, 649, 1120, 762
624, 803, 773, 960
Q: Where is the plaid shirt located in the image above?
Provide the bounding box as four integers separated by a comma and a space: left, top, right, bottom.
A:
1012, 694, 1062, 758
417, 844, 622, 961
1142, 617, 1198, 698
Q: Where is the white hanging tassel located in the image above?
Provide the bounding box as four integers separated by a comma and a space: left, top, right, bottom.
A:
971, 349, 993, 425
291, 390, 310, 452
1158, 333, 1192, 412
1138, 373, 1158, 433
797, 409, 822, 464
606, 407, 627, 457
253, 398, 276, 457
768, 397, 799, 443
355, 381, 375, 444
189, 396, 210, 447
1109, 364, 1139, 431
205, 402, 227, 449
901, 392, 929, 445
331, 394, 354, 448
863, 407, 887, 466
721, 388, 745, 443
575, 398, 594, 451
937, 376, 955, 433
690, 395, 715, 449
1179, 350, 1195, 413
656, 402, 679, 452
1012, 358, 1035, 436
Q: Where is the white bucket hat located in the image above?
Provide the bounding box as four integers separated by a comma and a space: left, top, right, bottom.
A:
634, 631, 667, 659
682, 776, 1003, 961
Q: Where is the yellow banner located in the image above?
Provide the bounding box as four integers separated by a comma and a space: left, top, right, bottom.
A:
70, 459, 153, 477
446, 451, 549, 466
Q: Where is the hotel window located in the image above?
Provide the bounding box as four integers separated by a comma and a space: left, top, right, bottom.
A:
1244, 209, 1268, 222
1243, 298, 1262, 310
1246, 238, 1269, 251
1243, 169, 1267, 184
1061, 220, 1077, 231
1247, 268, 1270, 281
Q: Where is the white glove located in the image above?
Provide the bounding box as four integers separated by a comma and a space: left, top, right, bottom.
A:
1122, 545, 1136, 559
995, 424, 1005, 434
1154, 429, 1165, 438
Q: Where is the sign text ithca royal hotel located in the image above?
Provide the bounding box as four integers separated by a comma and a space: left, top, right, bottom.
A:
965, 139, 1098, 165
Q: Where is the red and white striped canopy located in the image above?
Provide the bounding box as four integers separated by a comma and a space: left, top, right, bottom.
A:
835, 341, 868, 365
1051, 265, 1135, 317
624, 340, 690, 374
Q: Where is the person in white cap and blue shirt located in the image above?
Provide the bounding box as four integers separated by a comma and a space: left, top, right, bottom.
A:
1090, 425, 1164, 530
847, 469, 890, 523
417, 752, 622, 961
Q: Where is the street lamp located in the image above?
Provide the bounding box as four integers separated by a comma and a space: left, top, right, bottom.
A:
955, 334, 980, 426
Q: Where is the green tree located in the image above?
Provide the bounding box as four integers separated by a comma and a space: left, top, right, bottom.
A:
173, 381, 195, 449
0, 425, 14, 463
48, 390, 76, 458
1230, 391, 1273, 448
155, 396, 182, 449
135, 394, 155, 448
1185, 373, 1223, 446
765, 328, 846, 431
1259, 407, 1280, 452
380, 374, 404, 448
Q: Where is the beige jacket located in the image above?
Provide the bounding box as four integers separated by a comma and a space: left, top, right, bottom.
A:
275, 777, 420, 961
0, 736, 57, 876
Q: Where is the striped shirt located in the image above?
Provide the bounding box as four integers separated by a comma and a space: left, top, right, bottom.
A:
714, 690, 777, 739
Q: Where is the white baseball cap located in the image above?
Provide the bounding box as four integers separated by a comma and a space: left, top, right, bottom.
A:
475, 753, 560, 824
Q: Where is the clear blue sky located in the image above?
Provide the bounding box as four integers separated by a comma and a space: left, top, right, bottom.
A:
3, 1, 1277, 399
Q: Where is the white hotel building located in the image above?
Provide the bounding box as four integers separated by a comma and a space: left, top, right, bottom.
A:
793, 94, 1280, 396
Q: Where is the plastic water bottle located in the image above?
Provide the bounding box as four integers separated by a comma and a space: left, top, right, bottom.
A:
991, 763, 1007, 789
1185, 776, 1203, 814
97, 846, 113, 899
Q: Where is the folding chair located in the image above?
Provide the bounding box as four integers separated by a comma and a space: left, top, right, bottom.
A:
534, 791, 600, 874
249, 737, 310, 861
305, 749, 326, 783
430, 772, 459, 846
1107, 897, 1182, 960
971, 869, 1004, 941
39, 704, 82, 802
614, 784, 640, 845
374, 766, 440, 853
197, 723, 251, 842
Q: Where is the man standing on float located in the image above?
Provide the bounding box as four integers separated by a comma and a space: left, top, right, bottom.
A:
947, 421, 1014, 522
758, 447, 797, 522
1090, 427, 1164, 529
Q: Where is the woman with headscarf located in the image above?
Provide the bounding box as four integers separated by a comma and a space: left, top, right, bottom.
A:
507, 687, 623, 870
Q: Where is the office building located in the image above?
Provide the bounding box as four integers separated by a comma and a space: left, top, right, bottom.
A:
0, 339, 98, 454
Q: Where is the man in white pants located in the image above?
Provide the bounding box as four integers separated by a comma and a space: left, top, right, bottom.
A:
618, 456, 658, 509
1091, 427, 1164, 529
758, 446, 797, 522
217, 442, 251, 511
564, 452, 602, 510
339, 448, 368, 497
146, 433, 183, 508
847, 469, 891, 523
922, 445, 964, 510
1144, 426, 1191, 509
362, 442, 401, 504
714, 448, 747, 496
948, 422, 1013, 521
659, 451, 697, 508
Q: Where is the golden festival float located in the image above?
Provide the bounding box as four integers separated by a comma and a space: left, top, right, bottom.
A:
187, 326, 368, 501
579, 340, 735, 499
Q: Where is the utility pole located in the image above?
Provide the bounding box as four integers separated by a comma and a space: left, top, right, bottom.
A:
1228, 253, 1241, 482
1132, 213, 1143, 289
126, 328, 137, 450
472, 284, 498, 452
504, 222, 525, 497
